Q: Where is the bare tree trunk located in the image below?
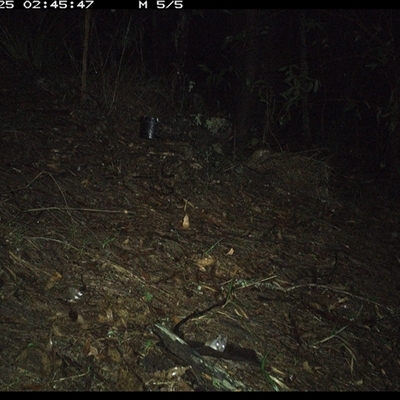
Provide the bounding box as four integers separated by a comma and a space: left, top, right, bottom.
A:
234, 10, 258, 146
300, 10, 311, 142
80, 9, 90, 105
171, 10, 190, 110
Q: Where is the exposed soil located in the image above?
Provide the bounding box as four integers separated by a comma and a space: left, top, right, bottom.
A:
1, 66, 400, 391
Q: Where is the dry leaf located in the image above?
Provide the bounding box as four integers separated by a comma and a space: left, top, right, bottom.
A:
303, 361, 312, 372
182, 213, 190, 230
309, 302, 324, 312
196, 256, 215, 270
271, 366, 286, 376
88, 345, 99, 358
226, 248, 234, 255
45, 271, 62, 290
81, 178, 90, 187
46, 163, 62, 172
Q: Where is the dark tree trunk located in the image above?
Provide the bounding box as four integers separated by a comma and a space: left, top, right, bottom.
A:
171, 10, 190, 109
234, 10, 258, 146
300, 10, 311, 142
80, 9, 90, 105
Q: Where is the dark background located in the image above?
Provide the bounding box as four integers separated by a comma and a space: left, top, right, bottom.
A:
1, 9, 399, 187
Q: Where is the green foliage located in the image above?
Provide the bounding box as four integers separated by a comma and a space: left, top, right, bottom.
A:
143, 339, 156, 354
101, 236, 116, 249
276, 64, 320, 133
143, 291, 153, 302
198, 63, 236, 91
279, 64, 320, 105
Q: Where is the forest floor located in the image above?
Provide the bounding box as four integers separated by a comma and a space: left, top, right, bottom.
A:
1, 67, 400, 391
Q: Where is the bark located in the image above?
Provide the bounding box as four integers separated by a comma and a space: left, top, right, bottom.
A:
300, 10, 311, 142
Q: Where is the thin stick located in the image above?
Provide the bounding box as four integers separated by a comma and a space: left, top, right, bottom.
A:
25, 207, 134, 215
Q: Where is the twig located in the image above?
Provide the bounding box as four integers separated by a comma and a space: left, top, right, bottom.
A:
24, 207, 135, 214
316, 324, 350, 344
269, 282, 393, 313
